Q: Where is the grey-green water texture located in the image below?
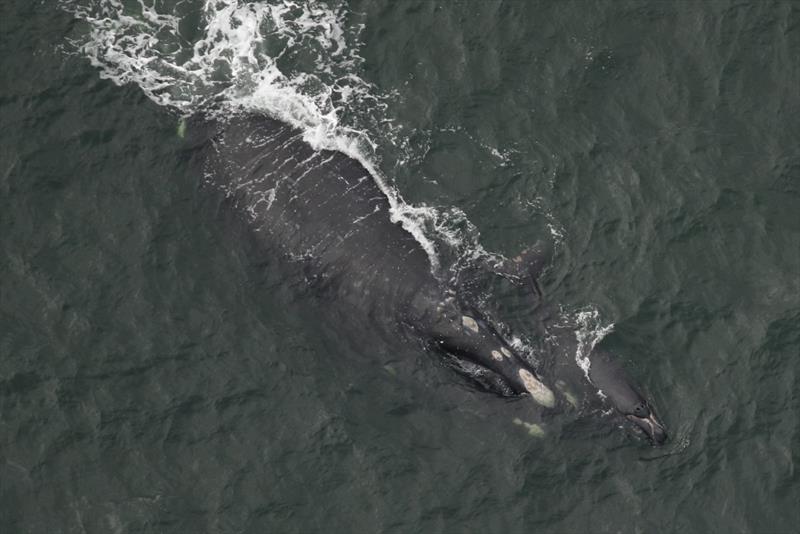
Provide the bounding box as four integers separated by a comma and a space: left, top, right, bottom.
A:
1, 1, 799, 533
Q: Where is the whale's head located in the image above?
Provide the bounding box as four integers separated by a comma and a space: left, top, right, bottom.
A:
421, 302, 555, 406
587, 349, 667, 445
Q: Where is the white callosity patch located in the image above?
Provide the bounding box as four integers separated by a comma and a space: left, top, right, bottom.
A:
500, 347, 512, 359
490, 350, 503, 361
461, 315, 479, 333
518, 369, 555, 408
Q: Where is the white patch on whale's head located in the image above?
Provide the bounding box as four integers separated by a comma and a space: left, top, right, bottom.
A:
518, 369, 555, 408
500, 347, 512, 359
461, 315, 479, 333
491, 350, 503, 361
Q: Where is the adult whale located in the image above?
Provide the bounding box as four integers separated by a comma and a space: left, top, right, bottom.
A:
199, 112, 666, 444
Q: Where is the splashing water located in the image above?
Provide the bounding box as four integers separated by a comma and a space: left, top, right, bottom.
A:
554, 307, 615, 383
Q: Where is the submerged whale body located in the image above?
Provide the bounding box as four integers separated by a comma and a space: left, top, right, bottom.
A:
201, 113, 666, 444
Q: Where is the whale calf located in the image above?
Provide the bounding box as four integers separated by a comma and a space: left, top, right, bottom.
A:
199, 113, 666, 444
586, 348, 667, 444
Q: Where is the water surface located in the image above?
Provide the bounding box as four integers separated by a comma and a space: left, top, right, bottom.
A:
1, 1, 798, 532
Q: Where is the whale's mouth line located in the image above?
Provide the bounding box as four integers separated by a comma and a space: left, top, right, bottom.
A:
626, 413, 667, 445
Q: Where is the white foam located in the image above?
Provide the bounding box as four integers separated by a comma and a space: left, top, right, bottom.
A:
524, 197, 565, 246
555, 307, 615, 383
518, 369, 555, 408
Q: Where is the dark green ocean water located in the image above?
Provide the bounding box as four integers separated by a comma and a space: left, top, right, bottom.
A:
1, 1, 799, 533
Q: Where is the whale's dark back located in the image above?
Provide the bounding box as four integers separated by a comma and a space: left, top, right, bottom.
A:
203, 114, 439, 322
199, 114, 667, 440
